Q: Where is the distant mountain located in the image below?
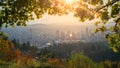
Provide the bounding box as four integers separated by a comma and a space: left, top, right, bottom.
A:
1, 23, 105, 47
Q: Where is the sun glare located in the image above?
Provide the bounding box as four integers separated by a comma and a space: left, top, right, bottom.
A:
65, 0, 79, 4
66, 0, 73, 4
69, 33, 73, 38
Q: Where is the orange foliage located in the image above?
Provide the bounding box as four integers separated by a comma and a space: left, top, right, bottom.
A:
47, 58, 64, 67
0, 39, 37, 67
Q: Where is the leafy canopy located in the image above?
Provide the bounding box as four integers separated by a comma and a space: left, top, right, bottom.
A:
0, 0, 120, 52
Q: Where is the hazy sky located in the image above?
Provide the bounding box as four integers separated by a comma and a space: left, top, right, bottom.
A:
29, 13, 79, 25
28, 13, 95, 26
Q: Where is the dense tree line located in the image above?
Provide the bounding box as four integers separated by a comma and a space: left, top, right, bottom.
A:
39, 41, 120, 62
0, 39, 120, 68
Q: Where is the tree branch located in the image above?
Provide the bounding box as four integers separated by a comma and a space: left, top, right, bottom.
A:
114, 17, 120, 33
96, 0, 119, 12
